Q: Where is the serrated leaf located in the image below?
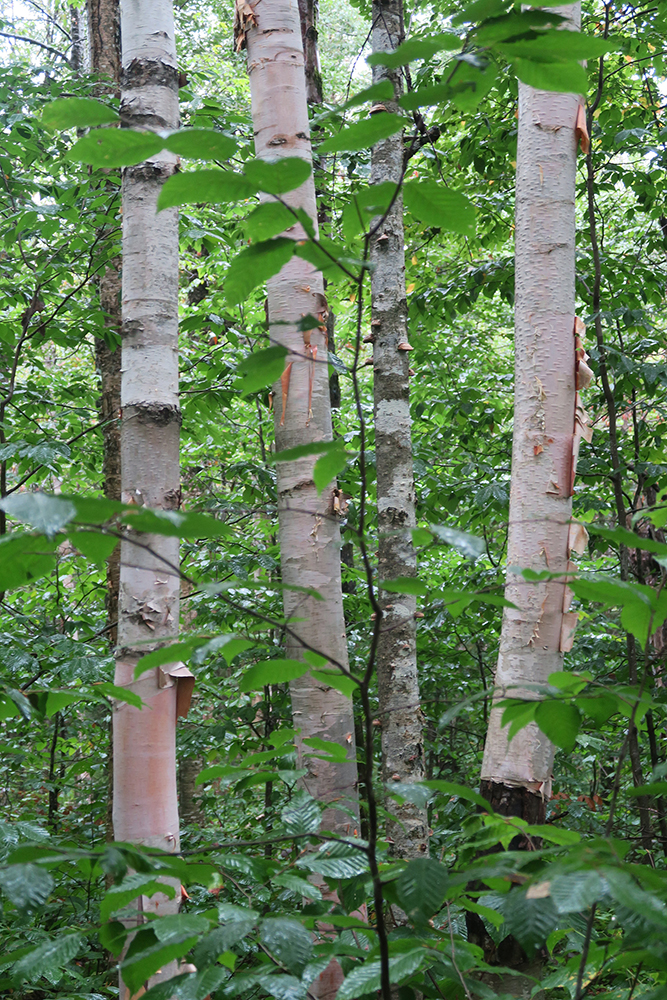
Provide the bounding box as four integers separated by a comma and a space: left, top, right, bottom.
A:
396, 858, 449, 923
423, 779, 492, 810
0, 863, 53, 910
603, 868, 667, 926
12, 934, 83, 983
500, 699, 538, 742
502, 891, 558, 953
310, 669, 358, 697
271, 873, 322, 900
100, 872, 175, 922
549, 871, 604, 913
382, 577, 427, 596
121, 507, 232, 539
67, 529, 118, 565
272, 440, 341, 464
513, 59, 587, 93
226, 239, 296, 304
498, 29, 617, 63
42, 97, 119, 129
239, 658, 309, 692
246, 202, 297, 241
319, 114, 404, 154
143, 966, 229, 1000
298, 852, 368, 879
367, 33, 460, 67
314, 442, 350, 493
302, 736, 349, 762
0, 492, 76, 537
259, 918, 313, 974
121, 926, 200, 994
236, 345, 289, 396
281, 790, 322, 835
336, 950, 424, 1000
158, 169, 257, 210
69, 128, 164, 167
0, 532, 57, 592
534, 700, 581, 752
244, 158, 312, 195
403, 181, 475, 236
135, 634, 251, 677
163, 129, 237, 160
338, 80, 394, 111
99, 919, 128, 955
429, 524, 485, 559
192, 923, 255, 968
575, 692, 620, 727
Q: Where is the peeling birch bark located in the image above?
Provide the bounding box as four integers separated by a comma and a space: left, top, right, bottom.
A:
481, 4, 582, 803
370, 0, 427, 859
113, 0, 182, 990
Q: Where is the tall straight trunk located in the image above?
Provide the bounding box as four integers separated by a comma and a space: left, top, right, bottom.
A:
297, 0, 322, 104
480, 4, 582, 817
70, 5, 84, 72
370, 0, 427, 858
243, 0, 358, 842
113, 0, 182, 993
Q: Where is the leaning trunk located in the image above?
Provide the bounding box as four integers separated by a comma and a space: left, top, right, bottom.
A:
370, 0, 427, 859
113, 0, 183, 993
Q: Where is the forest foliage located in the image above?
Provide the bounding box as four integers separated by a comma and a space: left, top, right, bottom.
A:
1, 0, 667, 998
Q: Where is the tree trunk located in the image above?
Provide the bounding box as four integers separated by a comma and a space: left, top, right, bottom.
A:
370, 0, 428, 860
70, 6, 84, 72
481, 5, 581, 806
297, 0, 322, 104
113, 1, 182, 993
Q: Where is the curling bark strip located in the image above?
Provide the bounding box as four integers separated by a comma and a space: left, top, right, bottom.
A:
113, 1, 185, 993
369, 0, 428, 858
481, 3, 585, 804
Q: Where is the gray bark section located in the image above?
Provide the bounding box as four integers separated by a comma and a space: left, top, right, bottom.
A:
481, 5, 581, 793
245, 0, 358, 839
370, 0, 428, 860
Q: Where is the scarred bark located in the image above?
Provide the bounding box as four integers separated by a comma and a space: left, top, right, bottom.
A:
112, 1, 182, 993
481, 4, 582, 799
297, 0, 322, 104
370, 0, 428, 860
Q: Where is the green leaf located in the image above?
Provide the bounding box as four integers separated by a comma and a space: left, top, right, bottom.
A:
534, 700, 581, 752
99, 919, 128, 955
422, 779, 492, 810
152, 913, 211, 941
272, 440, 342, 464
403, 181, 476, 236
319, 113, 404, 154
382, 577, 427, 596
314, 441, 349, 493
239, 658, 309, 692
259, 918, 313, 974
0, 492, 76, 536
474, 10, 568, 45
338, 80, 395, 111
502, 891, 558, 953
336, 950, 425, 1000
272, 873, 322, 900
143, 967, 229, 1000
302, 736, 349, 762
499, 698, 538, 742
67, 529, 118, 565
120, 507, 232, 539
100, 872, 176, 922
244, 158, 312, 195
367, 33, 460, 67
236, 345, 289, 396
192, 924, 256, 968
42, 97, 119, 129
453, 0, 507, 26
628, 781, 667, 797
121, 926, 200, 994
225, 239, 296, 304
11, 934, 83, 983
0, 863, 53, 910
162, 129, 237, 160
68, 128, 165, 167
281, 790, 322, 835
603, 868, 667, 927
498, 29, 617, 63
298, 850, 368, 879
428, 523, 485, 559
157, 169, 257, 210
246, 202, 297, 241
396, 858, 449, 923
549, 871, 604, 913
513, 59, 587, 93
575, 692, 620, 727
0, 533, 58, 591
310, 669, 358, 698
293, 238, 358, 281
136, 634, 252, 677
341, 182, 397, 242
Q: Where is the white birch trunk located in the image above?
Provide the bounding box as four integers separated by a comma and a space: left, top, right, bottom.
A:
113, 1, 182, 993
370, 0, 427, 859
481, 4, 582, 804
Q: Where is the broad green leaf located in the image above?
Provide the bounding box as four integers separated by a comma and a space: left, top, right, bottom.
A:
387, 780, 434, 809
272, 440, 341, 464
341, 182, 397, 242
100, 872, 175, 922
163, 129, 237, 160
336, 950, 425, 1000
158, 169, 256, 210
0, 863, 53, 910
575, 692, 620, 727
548, 670, 591, 694
0, 492, 75, 536
319, 113, 404, 154
236, 345, 289, 396
603, 868, 667, 927
42, 97, 119, 129
192, 924, 256, 968
628, 781, 667, 797
44, 690, 80, 716
136, 634, 250, 677
404, 181, 476, 236
244, 157, 312, 195
272, 873, 322, 900
422, 779, 492, 810
534, 700, 581, 752
549, 871, 604, 913
429, 523, 485, 559
298, 850, 368, 879
502, 891, 558, 953
121, 507, 232, 539
367, 33, 460, 67
302, 736, 349, 762
246, 202, 297, 241
69, 128, 165, 167
239, 658, 309, 692
396, 858, 449, 923
12, 933, 83, 983
226, 239, 296, 304
152, 913, 211, 941
590, 523, 667, 557
453, 0, 508, 25
121, 926, 200, 994
382, 577, 428, 596
522, 824, 580, 845
474, 10, 568, 44
260, 918, 313, 974
281, 790, 322, 835
513, 59, 587, 93
498, 29, 617, 63
338, 80, 394, 111
310, 669, 358, 697
99, 919, 128, 955
0, 533, 58, 591
294, 238, 359, 281
67, 529, 118, 565
499, 698, 538, 742
142, 966, 229, 1000
314, 441, 349, 493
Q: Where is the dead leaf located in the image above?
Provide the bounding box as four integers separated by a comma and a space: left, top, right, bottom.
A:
576, 102, 590, 154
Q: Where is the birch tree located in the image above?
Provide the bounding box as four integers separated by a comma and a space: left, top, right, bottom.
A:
240, 0, 358, 840
480, 2, 585, 821
369, 0, 427, 858
112, 0, 184, 993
